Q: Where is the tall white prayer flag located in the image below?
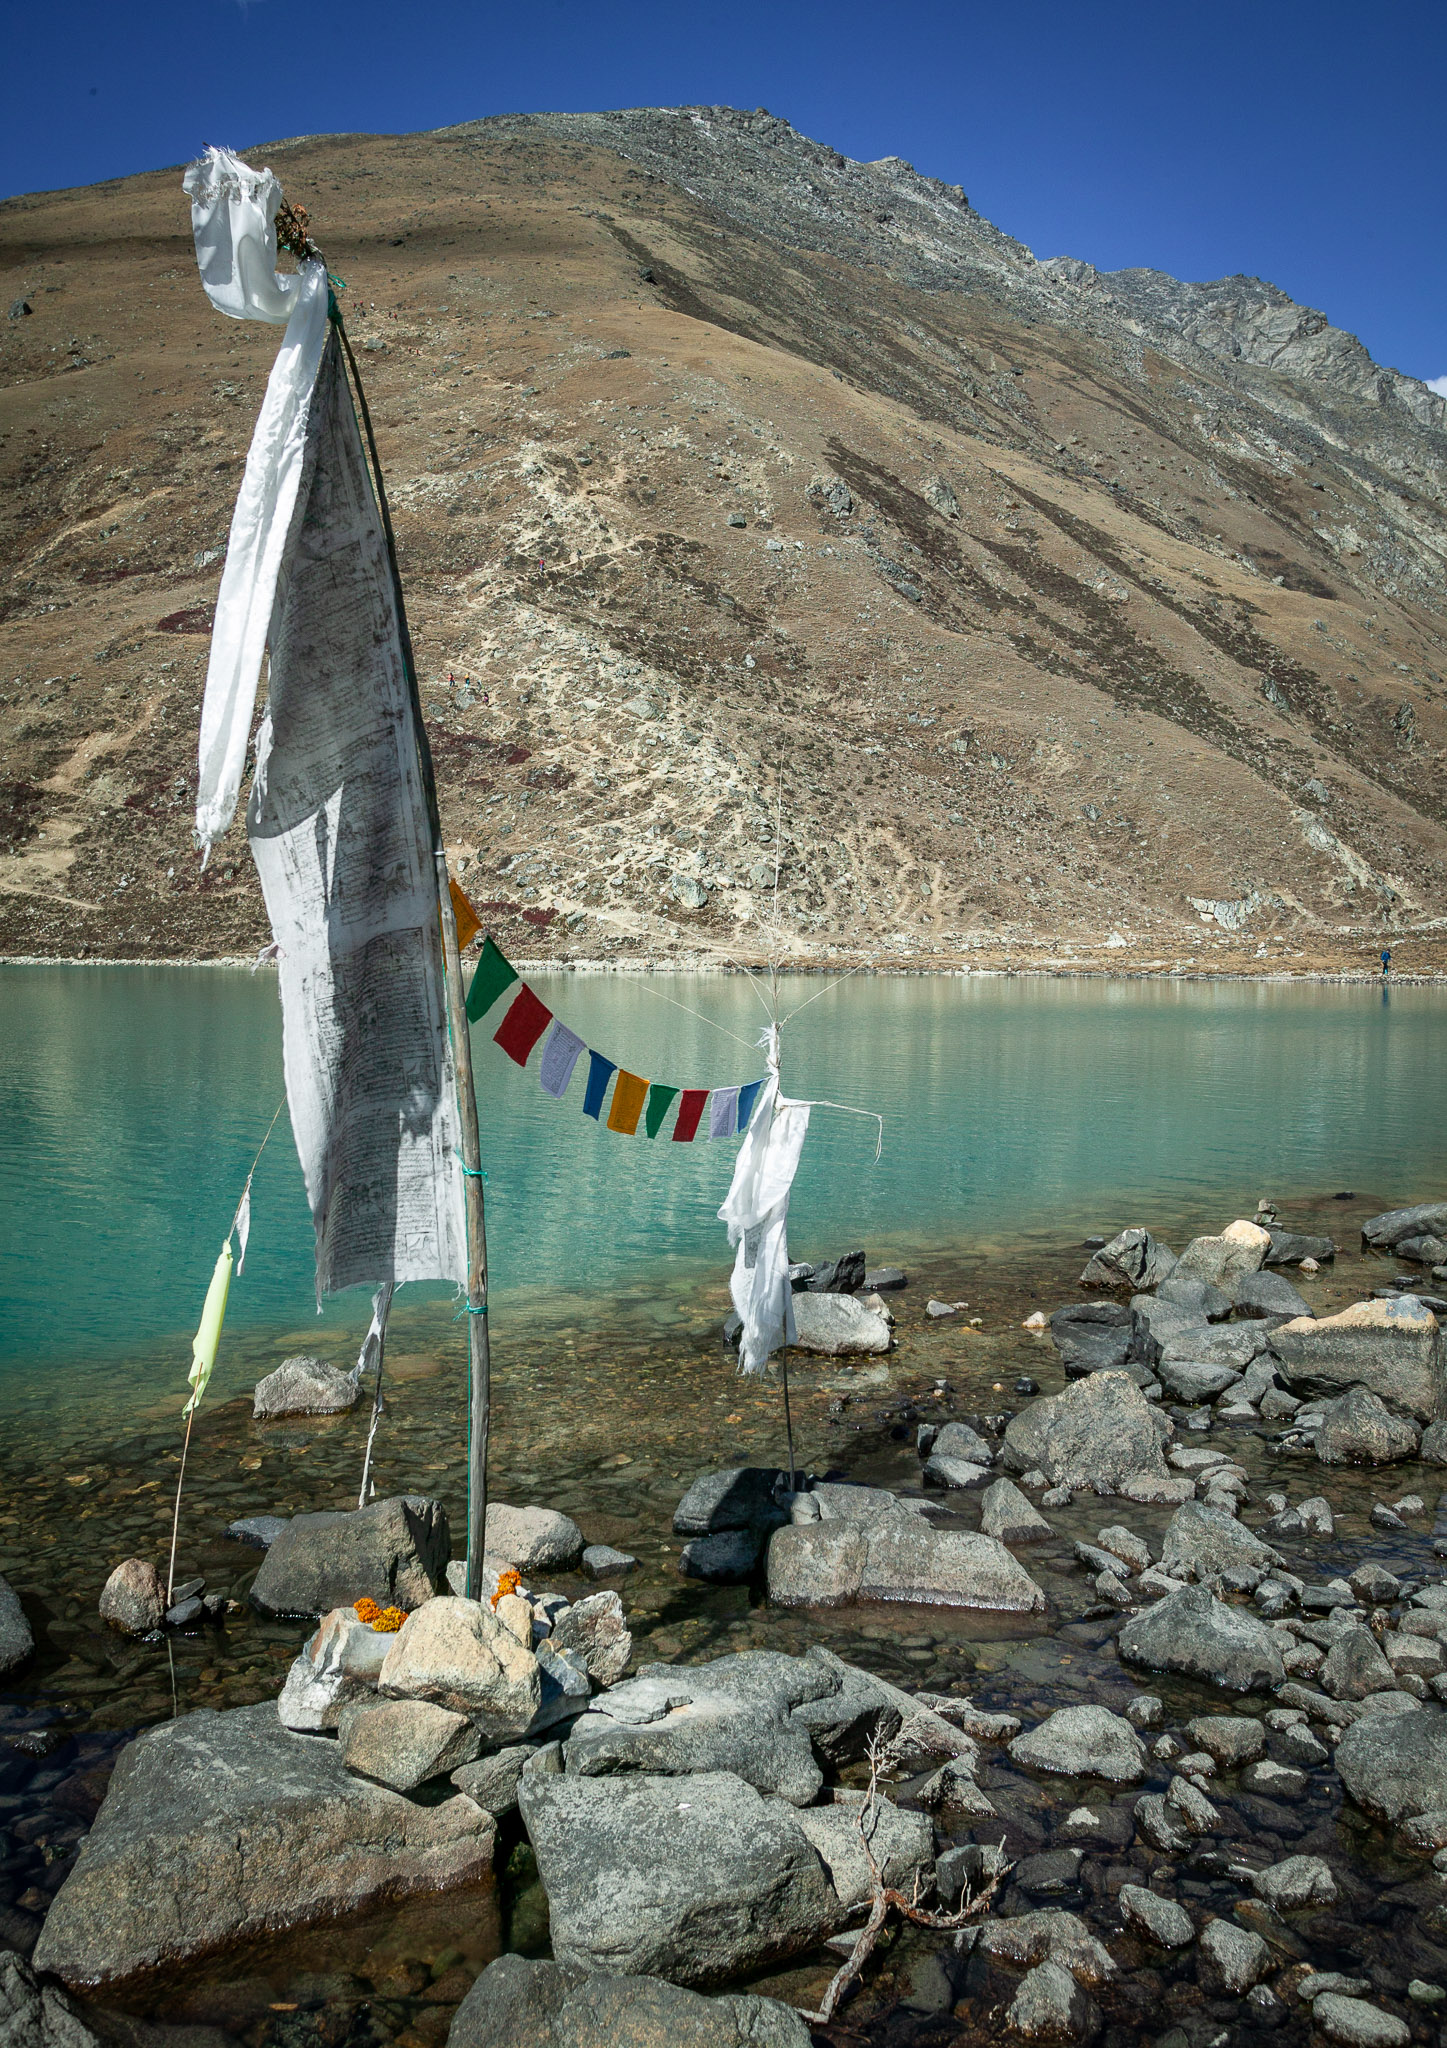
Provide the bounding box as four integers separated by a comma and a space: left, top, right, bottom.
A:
185, 148, 465, 1298
718, 1029, 811, 1375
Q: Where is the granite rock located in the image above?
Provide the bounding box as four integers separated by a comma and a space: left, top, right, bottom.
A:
1271, 1299, 1444, 1421
32, 1703, 493, 1988
252, 1354, 359, 1419
379, 1596, 541, 1739
1118, 1585, 1286, 1693
446, 1954, 812, 2048
251, 1496, 448, 1619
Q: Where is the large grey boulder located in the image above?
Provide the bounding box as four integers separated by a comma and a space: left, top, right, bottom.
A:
252, 1354, 359, 1419
860, 1522, 1046, 1610
789, 1292, 891, 1355
673, 1468, 791, 1537
518, 1769, 841, 1987
1270, 1299, 1444, 1421
32, 1704, 494, 1989
1362, 1202, 1447, 1252
447, 1953, 811, 2048
564, 1665, 824, 1806
277, 1604, 392, 1732
0, 1574, 34, 1676
1009, 1706, 1146, 1783
1002, 1372, 1169, 1493
379, 1596, 541, 1741
1118, 1585, 1286, 1693
98, 1559, 164, 1637
1159, 1501, 1283, 1592
767, 1519, 1045, 1611
0, 1950, 104, 2048
1314, 1386, 1421, 1464
1050, 1306, 1132, 1377
1079, 1228, 1177, 1291
250, 1496, 448, 1618
1173, 1220, 1271, 1290
1335, 1703, 1447, 1822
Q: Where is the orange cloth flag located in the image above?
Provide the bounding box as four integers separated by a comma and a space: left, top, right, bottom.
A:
606, 1069, 649, 1135
449, 878, 482, 953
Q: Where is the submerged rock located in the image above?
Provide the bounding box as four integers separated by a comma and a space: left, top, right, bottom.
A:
1002, 1372, 1169, 1493
1118, 1584, 1286, 1693
1197, 1916, 1271, 1994
250, 1496, 448, 1619
448, 1954, 812, 2048
673, 1468, 791, 1537
1335, 1702, 1447, 1822
518, 1768, 840, 1987
251, 1354, 359, 1419
0, 1573, 34, 1675
1159, 1500, 1282, 1592
981, 1477, 1053, 1544
1006, 1961, 1101, 2043
32, 1703, 494, 1989
1270, 1298, 1444, 1420
0, 1950, 104, 2048
1251, 1853, 1337, 1911
98, 1559, 164, 1637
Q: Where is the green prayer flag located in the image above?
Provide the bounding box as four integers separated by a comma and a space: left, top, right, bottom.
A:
643, 1083, 680, 1139
465, 936, 518, 1023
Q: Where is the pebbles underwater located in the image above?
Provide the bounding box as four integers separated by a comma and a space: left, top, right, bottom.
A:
3, 1191, 1447, 2046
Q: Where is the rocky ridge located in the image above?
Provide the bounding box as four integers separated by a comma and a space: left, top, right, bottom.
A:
1, 108, 1446, 969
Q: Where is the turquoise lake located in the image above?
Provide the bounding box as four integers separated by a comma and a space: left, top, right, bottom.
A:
0, 965, 1442, 1410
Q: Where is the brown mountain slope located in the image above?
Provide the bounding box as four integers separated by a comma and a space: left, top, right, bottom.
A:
2, 108, 1445, 976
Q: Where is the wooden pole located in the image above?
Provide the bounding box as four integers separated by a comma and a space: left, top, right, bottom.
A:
437, 857, 493, 1599
332, 307, 493, 1602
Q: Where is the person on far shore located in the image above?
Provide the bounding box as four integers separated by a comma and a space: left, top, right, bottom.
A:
1381, 946, 1392, 979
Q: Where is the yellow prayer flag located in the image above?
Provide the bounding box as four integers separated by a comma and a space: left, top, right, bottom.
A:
450, 878, 482, 953
185, 1241, 233, 1415
607, 1070, 649, 1136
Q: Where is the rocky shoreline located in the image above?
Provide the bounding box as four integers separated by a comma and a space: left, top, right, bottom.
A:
3, 1197, 1447, 2045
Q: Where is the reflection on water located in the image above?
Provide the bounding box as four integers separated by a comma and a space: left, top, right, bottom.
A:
2, 964, 1443, 1412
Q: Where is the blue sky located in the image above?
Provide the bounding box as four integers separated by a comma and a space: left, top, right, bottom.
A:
5, 0, 1443, 389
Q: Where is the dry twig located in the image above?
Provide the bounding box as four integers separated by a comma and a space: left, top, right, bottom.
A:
798, 1733, 1010, 2028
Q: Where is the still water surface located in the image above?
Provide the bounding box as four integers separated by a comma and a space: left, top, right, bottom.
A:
0, 964, 1441, 1404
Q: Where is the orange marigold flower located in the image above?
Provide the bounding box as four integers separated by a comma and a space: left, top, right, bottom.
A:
373, 1606, 406, 1633
490, 1568, 522, 1609
353, 1597, 382, 1624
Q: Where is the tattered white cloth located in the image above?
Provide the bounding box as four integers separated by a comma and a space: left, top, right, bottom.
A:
185, 148, 465, 1299
718, 1030, 811, 1375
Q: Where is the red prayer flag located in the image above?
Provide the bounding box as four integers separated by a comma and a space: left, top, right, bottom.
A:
494, 985, 552, 1066
673, 1088, 709, 1142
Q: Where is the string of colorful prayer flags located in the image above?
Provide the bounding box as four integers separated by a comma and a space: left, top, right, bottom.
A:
465, 936, 762, 1141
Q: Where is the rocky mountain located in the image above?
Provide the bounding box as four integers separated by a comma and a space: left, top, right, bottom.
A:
2, 105, 1444, 973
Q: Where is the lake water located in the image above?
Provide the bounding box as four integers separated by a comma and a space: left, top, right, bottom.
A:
0, 963, 1441, 1411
